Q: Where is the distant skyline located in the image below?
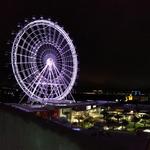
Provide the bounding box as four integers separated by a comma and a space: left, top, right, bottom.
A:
1, 0, 150, 89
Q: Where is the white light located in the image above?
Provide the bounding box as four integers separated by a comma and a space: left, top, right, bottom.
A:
86, 105, 91, 110
104, 126, 109, 130
143, 129, 150, 133
72, 128, 81, 131
130, 110, 134, 114
46, 58, 54, 68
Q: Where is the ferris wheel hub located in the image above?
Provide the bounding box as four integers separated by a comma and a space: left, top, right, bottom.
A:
46, 58, 54, 68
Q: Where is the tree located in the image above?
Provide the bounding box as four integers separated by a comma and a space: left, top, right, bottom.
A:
74, 115, 84, 126
106, 119, 119, 130
114, 114, 122, 123
101, 109, 109, 121
142, 115, 150, 127
121, 119, 129, 130
132, 115, 140, 128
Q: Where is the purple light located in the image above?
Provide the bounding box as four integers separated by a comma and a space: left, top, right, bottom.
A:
46, 58, 54, 68
11, 19, 78, 104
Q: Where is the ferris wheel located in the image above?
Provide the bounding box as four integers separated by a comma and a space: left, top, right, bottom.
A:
11, 19, 78, 103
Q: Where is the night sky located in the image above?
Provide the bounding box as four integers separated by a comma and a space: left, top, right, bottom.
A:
1, 0, 150, 90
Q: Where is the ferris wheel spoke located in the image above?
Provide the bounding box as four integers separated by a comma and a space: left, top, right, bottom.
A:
57, 72, 69, 92
55, 32, 61, 46
25, 29, 43, 47
25, 30, 38, 44
53, 64, 69, 89
48, 26, 52, 43
19, 65, 39, 73
54, 54, 62, 61
36, 27, 44, 42
17, 45, 35, 55
34, 64, 49, 81
50, 67, 61, 97
44, 70, 53, 99
25, 65, 47, 89
54, 61, 73, 76
33, 80, 47, 99
61, 66, 73, 75
61, 70, 72, 82
62, 54, 72, 59
49, 75, 59, 98
59, 74, 71, 92
37, 25, 49, 42
30, 64, 48, 97
22, 64, 46, 81
60, 42, 69, 51
14, 61, 41, 64
56, 54, 72, 61
52, 65, 64, 95
56, 48, 71, 58
57, 60, 73, 63
52, 66, 63, 97
30, 26, 41, 40
47, 68, 57, 99
60, 75, 69, 89
48, 69, 54, 99
60, 63, 73, 69
52, 65, 64, 97
48, 87, 55, 99
15, 53, 36, 60
26, 36, 41, 50
43, 69, 52, 87
53, 26, 56, 43
31, 77, 42, 97
20, 37, 38, 51
47, 67, 52, 85
33, 74, 48, 99
60, 48, 72, 57
57, 62, 73, 70
42, 25, 49, 42
57, 36, 66, 49
41, 85, 48, 99
57, 61, 73, 67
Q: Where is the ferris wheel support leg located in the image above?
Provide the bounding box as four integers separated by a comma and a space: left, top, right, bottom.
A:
18, 94, 27, 104
69, 93, 76, 103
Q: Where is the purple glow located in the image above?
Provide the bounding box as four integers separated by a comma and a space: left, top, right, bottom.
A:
11, 19, 78, 103
46, 58, 54, 69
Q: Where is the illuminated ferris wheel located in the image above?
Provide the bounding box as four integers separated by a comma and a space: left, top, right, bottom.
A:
11, 19, 78, 103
